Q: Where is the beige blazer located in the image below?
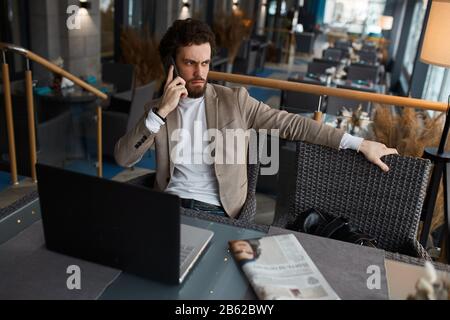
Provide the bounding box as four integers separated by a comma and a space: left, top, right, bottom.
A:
114, 83, 345, 218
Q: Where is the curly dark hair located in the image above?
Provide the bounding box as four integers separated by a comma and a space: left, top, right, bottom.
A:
159, 18, 217, 62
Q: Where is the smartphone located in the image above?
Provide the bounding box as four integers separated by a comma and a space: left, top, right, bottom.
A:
165, 56, 179, 79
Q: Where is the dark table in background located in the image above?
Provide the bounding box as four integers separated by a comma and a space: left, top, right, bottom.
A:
35, 83, 114, 162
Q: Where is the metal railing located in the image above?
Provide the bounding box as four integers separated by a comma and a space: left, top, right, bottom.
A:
1, 42, 107, 185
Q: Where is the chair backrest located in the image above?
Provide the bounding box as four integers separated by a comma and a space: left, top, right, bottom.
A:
102, 62, 135, 93
347, 64, 379, 82
362, 42, 377, 52
307, 60, 339, 75
334, 39, 352, 50
295, 32, 315, 54
322, 48, 343, 61
274, 141, 431, 253
282, 79, 323, 114
126, 81, 157, 132
358, 50, 378, 65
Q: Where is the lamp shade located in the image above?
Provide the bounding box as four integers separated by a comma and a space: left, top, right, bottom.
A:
379, 15, 393, 31
420, 0, 450, 68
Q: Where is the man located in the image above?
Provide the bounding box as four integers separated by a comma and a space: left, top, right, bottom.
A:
114, 19, 397, 219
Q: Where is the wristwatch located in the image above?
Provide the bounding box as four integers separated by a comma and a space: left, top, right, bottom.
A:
152, 107, 167, 123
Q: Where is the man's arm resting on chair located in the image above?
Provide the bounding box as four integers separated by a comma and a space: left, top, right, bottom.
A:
236, 87, 398, 172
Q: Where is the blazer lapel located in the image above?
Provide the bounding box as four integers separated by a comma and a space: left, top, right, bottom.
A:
205, 84, 218, 131
166, 107, 180, 176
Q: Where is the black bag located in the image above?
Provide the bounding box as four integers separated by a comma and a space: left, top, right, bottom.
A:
286, 208, 378, 248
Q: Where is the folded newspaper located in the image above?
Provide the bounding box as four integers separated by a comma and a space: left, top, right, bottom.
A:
229, 234, 340, 300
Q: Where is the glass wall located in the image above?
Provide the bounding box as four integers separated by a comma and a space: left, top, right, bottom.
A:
423, 66, 450, 103
123, 0, 159, 33
402, 0, 428, 78
101, 0, 115, 59
0, 0, 28, 79
323, 0, 386, 35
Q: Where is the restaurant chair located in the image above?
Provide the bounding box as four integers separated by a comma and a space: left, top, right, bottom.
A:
233, 39, 258, 75
362, 41, 377, 52
272, 141, 432, 260
281, 78, 324, 114
334, 39, 352, 50
358, 50, 378, 65
307, 60, 339, 75
347, 64, 379, 83
295, 32, 315, 55
253, 35, 270, 72
101, 62, 135, 94
102, 81, 156, 160
322, 48, 344, 61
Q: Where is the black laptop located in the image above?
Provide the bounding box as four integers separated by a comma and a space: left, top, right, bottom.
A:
36, 163, 213, 285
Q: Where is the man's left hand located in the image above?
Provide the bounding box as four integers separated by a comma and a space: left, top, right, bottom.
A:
358, 140, 398, 172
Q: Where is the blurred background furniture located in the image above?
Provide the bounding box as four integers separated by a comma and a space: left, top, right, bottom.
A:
280, 78, 324, 114
0, 94, 71, 176
358, 50, 378, 65
326, 95, 371, 115
323, 48, 344, 61
252, 35, 270, 72
101, 62, 135, 94
347, 63, 380, 83
307, 59, 339, 75
295, 32, 315, 55
233, 39, 259, 75
325, 84, 377, 115
102, 81, 156, 160
334, 39, 352, 51
102, 62, 136, 113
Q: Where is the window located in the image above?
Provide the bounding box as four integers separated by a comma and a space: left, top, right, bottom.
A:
101, 0, 115, 59
124, 0, 157, 33
402, 0, 428, 77
0, 0, 29, 80
324, 0, 386, 35
423, 65, 450, 103
268, 1, 287, 16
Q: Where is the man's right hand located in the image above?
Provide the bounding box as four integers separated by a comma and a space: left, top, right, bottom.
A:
155, 65, 188, 118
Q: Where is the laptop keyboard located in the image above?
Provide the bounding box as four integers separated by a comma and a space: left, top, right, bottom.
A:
180, 244, 195, 266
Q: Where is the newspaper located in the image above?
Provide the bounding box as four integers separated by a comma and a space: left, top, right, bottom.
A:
229, 234, 340, 300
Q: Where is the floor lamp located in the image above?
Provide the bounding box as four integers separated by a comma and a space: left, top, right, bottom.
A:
418, 0, 450, 261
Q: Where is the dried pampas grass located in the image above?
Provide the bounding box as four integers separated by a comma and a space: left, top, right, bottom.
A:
371, 105, 445, 233
213, 11, 254, 64
120, 26, 164, 88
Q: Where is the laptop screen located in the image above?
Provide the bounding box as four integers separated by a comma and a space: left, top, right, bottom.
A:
36, 163, 181, 285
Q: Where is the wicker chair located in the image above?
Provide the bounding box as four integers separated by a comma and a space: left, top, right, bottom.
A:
272, 141, 432, 260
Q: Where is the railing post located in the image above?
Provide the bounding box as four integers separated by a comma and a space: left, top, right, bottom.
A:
25, 59, 37, 183
1, 50, 19, 185
97, 106, 103, 178
314, 95, 324, 122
